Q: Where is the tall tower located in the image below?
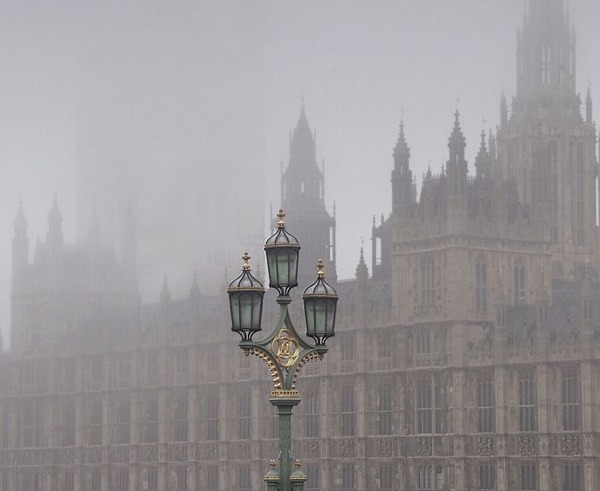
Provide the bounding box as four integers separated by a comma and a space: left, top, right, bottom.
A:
498, 0, 598, 275
281, 105, 336, 289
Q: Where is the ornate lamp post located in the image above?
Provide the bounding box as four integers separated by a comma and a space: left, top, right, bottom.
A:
228, 210, 338, 491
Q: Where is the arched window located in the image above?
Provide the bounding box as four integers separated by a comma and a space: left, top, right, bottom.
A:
421, 257, 435, 307
514, 259, 526, 306
475, 257, 487, 312
418, 465, 432, 490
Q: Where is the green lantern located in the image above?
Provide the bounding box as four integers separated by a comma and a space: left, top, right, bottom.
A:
303, 259, 338, 345
228, 251, 265, 340
264, 209, 301, 297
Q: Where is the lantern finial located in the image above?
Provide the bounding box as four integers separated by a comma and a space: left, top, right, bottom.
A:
316, 258, 325, 278
277, 209, 286, 228
242, 251, 251, 271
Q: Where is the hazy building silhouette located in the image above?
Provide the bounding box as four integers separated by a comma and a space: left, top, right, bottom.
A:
2, 1, 600, 490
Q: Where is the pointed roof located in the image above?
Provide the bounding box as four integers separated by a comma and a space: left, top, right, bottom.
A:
448, 110, 466, 150
292, 103, 314, 147
393, 120, 410, 159
355, 247, 369, 279
476, 130, 487, 156
283, 101, 327, 214
475, 130, 490, 178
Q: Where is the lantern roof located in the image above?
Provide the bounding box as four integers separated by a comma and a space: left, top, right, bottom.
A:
265, 209, 300, 249
227, 251, 264, 291
303, 259, 337, 297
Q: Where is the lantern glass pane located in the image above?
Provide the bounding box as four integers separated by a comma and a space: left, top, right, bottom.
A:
267, 249, 299, 289
251, 294, 262, 328
288, 252, 298, 285
326, 299, 337, 336
276, 251, 289, 284
267, 252, 278, 286
240, 294, 253, 329
230, 294, 241, 331
314, 299, 328, 336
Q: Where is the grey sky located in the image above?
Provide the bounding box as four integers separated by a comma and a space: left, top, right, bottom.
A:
0, 1, 599, 341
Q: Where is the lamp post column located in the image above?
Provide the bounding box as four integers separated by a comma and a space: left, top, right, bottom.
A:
271, 397, 300, 491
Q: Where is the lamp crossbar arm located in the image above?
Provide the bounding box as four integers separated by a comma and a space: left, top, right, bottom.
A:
239, 302, 327, 395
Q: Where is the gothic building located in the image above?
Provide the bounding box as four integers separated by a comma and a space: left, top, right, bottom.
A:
1, 0, 600, 490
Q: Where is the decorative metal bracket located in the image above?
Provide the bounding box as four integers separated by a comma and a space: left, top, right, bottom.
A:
240, 297, 327, 397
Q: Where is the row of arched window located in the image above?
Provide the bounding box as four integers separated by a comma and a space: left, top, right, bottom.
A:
419, 256, 527, 311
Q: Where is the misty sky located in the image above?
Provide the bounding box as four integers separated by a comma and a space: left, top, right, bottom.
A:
0, 1, 599, 343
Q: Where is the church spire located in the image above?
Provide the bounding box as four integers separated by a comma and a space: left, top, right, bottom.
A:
393, 120, 410, 168
448, 110, 466, 167
446, 111, 468, 223
391, 120, 414, 216
474, 130, 490, 179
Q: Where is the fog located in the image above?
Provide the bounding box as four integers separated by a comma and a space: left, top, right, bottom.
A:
1, 0, 600, 345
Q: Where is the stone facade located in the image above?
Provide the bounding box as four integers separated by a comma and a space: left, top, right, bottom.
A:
2, 0, 600, 490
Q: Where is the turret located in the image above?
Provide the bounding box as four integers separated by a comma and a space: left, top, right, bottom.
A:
420, 167, 436, 220
446, 111, 468, 227
500, 93, 508, 127
586, 86, 593, 125
474, 130, 490, 179
355, 247, 369, 326
448, 110, 467, 169
391, 121, 414, 216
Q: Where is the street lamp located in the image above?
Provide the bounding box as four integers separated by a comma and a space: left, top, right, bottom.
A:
227, 209, 338, 491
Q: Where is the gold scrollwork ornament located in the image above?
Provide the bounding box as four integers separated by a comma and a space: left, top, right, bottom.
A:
271, 328, 300, 367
